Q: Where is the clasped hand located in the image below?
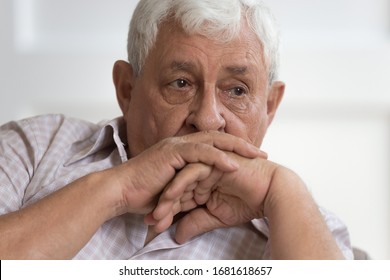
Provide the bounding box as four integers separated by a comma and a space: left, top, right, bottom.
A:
118, 131, 276, 244
148, 152, 276, 243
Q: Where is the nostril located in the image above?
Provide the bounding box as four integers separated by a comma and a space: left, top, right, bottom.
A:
189, 123, 199, 133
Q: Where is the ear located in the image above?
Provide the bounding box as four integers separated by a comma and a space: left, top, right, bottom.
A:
266, 81, 285, 127
113, 60, 135, 118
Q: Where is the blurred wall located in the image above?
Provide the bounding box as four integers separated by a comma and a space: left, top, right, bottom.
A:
0, 0, 389, 259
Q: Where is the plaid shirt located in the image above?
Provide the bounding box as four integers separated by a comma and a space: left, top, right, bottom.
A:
0, 114, 353, 259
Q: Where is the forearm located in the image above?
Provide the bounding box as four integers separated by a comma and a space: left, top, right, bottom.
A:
264, 167, 344, 259
0, 171, 122, 259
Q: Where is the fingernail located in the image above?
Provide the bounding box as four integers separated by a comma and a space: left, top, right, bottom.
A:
229, 159, 239, 169
144, 213, 157, 225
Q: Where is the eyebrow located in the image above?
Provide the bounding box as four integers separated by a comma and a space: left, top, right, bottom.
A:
224, 65, 248, 75
169, 61, 249, 76
170, 61, 196, 72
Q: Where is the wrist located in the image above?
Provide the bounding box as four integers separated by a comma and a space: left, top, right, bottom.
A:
262, 167, 344, 259
87, 169, 128, 220
263, 166, 309, 218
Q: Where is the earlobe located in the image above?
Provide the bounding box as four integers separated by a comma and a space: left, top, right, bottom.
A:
267, 81, 285, 126
113, 60, 134, 117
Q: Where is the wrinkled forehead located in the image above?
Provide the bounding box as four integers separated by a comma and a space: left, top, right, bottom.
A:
153, 19, 267, 69
158, 14, 262, 45
140, 20, 269, 89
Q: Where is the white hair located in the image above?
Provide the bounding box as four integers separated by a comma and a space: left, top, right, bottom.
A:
127, 0, 280, 84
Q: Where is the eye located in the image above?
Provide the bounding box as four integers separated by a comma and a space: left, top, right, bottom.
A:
225, 86, 247, 97
162, 78, 195, 104
169, 78, 190, 89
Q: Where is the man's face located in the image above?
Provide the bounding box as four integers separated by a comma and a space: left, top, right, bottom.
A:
116, 21, 283, 157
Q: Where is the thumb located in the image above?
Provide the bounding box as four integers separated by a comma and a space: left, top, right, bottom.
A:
175, 208, 226, 244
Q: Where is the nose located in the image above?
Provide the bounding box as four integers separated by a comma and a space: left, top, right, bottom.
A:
185, 86, 226, 132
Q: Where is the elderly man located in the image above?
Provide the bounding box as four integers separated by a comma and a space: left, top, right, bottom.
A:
0, 0, 352, 259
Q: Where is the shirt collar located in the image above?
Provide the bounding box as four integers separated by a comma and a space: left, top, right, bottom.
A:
66, 117, 128, 166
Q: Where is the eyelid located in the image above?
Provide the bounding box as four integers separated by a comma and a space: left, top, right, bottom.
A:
162, 78, 195, 104
222, 84, 249, 96
168, 77, 192, 87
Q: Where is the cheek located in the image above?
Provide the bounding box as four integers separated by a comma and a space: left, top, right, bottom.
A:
127, 91, 191, 154
155, 106, 192, 139
250, 108, 269, 147
247, 117, 268, 147
125, 87, 162, 155
250, 118, 268, 147
225, 104, 268, 147
125, 101, 157, 156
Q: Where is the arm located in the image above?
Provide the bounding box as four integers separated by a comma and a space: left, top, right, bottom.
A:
0, 131, 262, 259
151, 154, 345, 259
0, 171, 120, 259
263, 167, 344, 259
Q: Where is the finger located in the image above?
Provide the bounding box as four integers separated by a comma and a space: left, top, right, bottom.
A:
175, 142, 239, 172
180, 198, 197, 212
164, 163, 213, 200
181, 190, 195, 202
152, 199, 176, 221
153, 164, 211, 221
150, 198, 184, 233
193, 168, 223, 205
183, 131, 264, 159
153, 212, 175, 233
152, 196, 199, 233
175, 207, 226, 244
175, 190, 197, 211
144, 212, 157, 225
258, 150, 268, 159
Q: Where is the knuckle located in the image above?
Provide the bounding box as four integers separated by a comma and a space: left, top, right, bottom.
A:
160, 136, 178, 146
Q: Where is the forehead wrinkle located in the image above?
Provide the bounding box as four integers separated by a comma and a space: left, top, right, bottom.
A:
170, 60, 197, 72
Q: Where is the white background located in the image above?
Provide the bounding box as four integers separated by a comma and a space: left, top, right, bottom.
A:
0, 0, 389, 259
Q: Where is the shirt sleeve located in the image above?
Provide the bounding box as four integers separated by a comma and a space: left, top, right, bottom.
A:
319, 207, 354, 260
252, 206, 354, 259
0, 118, 41, 214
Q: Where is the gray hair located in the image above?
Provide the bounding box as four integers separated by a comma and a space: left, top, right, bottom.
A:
127, 0, 280, 84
